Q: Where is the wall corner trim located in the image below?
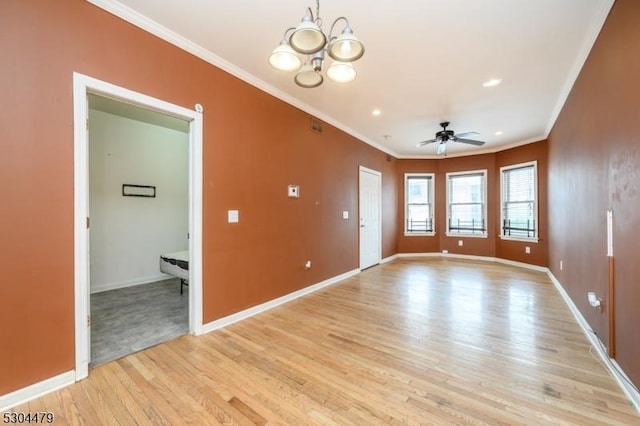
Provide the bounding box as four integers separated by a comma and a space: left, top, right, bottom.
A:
0, 371, 75, 412
547, 271, 640, 414
202, 268, 360, 334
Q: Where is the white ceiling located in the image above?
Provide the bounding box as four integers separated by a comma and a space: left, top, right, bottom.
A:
89, 0, 613, 158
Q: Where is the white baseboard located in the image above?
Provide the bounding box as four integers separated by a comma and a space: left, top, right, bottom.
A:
546, 271, 640, 413
397, 252, 548, 273
203, 268, 359, 334
380, 254, 399, 264
90, 273, 173, 294
0, 371, 74, 412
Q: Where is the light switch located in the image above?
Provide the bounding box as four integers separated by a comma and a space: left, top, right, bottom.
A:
228, 210, 239, 223
343, 210, 349, 219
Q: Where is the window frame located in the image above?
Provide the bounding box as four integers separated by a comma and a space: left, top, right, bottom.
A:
404, 173, 435, 236
445, 169, 488, 238
499, 161, 538, 242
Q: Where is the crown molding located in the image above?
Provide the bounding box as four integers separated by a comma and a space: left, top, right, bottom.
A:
544, 0, 614, 137
86, 0, 399, 158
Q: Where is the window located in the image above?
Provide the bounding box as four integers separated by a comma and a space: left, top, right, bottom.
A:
446, 170, 487, 236
500, 161, 537, 240
404, 173, 434, 234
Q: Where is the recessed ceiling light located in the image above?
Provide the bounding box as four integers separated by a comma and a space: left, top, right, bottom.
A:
495, 131, 504, 136
482, 78, 503, 88
372, 109, 382, 116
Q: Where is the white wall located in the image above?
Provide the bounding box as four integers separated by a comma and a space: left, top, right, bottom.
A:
89, 109, 189, 293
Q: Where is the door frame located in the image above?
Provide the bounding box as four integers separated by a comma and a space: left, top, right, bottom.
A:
358, 166, 382, 270
72, 72, 204, 380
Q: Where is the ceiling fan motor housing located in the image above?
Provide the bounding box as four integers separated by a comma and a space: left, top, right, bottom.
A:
436, 129, 454, 141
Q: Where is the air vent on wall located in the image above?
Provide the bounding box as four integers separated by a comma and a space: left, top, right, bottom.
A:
310, 117, 323, 134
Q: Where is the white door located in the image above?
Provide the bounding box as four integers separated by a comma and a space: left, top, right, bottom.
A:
359, 166, 381, 269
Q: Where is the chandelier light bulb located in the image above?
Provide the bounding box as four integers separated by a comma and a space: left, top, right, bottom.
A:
269, 41, 302, 71
328, 27, 364, 62
340, 40, 352, 56
271, 2, 364, 88
327, 61, 356, 83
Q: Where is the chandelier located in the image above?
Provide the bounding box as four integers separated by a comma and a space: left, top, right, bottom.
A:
269, 0, 365, 88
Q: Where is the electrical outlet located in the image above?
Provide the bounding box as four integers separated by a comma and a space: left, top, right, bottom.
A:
458, 240, 463, 246
288, 185, 300, 198
442, 250, 449, 254
305, 260, 311, 269
525, 246, 530, 254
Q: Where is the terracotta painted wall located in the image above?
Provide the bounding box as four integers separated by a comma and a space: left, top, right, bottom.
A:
397, 142, 548, 266
548, 0, 640, 387
0, 1, 398, 395
396, 159, 440, 254
496, 141, 548, 267
437, 153, 498, 257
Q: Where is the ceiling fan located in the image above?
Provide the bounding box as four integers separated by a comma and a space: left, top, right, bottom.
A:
417, 121, 485, 155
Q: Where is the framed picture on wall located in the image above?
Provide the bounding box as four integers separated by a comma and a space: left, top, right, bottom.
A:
122, 184, 156, 198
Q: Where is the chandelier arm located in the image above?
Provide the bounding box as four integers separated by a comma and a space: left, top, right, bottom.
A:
282, 26, 297, 40
328, 16, 349, 40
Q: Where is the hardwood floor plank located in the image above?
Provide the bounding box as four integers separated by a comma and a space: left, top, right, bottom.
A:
11, 258, 640, 425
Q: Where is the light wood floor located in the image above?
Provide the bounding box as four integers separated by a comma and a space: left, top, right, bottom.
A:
17, 258, 639, 425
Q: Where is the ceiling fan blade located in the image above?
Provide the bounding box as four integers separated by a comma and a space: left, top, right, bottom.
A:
416, 138, 438, 147
453, 137, 485, 146
437, 142, 446, 155
454, 131, 480, 139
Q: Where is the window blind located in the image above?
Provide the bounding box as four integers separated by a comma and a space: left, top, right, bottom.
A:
502, 164, 536, 238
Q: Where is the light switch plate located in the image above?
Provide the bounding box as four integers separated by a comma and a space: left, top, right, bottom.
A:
343, 210, 349, 219
228, 210, 239, 223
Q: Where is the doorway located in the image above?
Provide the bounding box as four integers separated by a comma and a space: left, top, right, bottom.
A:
73, 73, 203, 380
359, 166, 382, 269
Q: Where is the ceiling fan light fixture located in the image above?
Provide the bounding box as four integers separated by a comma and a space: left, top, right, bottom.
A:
289, 11, 326, 54
269, 40, 302, 71
327, 61, 356, 83
295, 62, 324, 88
417, 122, 486, 154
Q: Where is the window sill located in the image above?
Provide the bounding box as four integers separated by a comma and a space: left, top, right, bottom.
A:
499, 235, 539, 243
404, 232, 436, 237
445, 233, 488, 239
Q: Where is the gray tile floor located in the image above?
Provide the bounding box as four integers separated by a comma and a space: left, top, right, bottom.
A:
90, 278, 188, 367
